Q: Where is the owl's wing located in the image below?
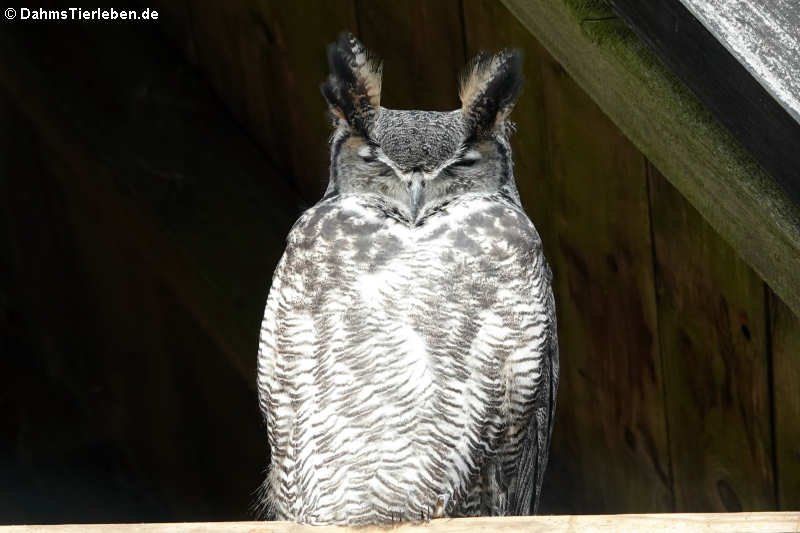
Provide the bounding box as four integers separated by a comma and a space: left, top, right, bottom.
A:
257, 254, 284, 425
508, 261, 559, 515
255, 251, 290, 519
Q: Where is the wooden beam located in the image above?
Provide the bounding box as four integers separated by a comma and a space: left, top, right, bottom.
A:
2, 514, 800, 532
500, 0, 800, 319
609, 0, 800, 207
673, 0, 800, 124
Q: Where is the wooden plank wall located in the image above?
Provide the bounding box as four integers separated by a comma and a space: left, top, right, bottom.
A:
45, 0, 800, 516
649, 165, 775, 511
0, 92, 264, 522
772, 295, 800, 510
0, 14, 304, 522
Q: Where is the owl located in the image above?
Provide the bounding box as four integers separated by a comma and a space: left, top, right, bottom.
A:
257, 32, 559, 525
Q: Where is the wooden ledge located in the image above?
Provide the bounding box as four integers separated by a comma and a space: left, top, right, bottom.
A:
501, 0, 800, 318
2, 513, 800, 532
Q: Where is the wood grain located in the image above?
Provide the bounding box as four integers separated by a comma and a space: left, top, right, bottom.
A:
354, 0, 465, 110
649, 165, 775, 511
678, 0, 800, 122
501, 0, 800, 321
189, 1, 358, 203
2, 514, 800, 533
681, 0, 800, 121
770, 293, 800, 510
537, 65, 672, 513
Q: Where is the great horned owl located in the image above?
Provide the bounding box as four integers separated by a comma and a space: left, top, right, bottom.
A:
257, 33, 558, 525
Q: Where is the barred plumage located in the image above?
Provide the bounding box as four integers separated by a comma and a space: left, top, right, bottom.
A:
257, 32, 558, 525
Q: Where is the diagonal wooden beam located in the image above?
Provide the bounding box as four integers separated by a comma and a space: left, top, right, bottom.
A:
608, 0, 800, 207
501, 0, 800, 318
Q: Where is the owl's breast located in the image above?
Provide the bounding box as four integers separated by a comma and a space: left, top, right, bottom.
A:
289, 192, 541, 266
283, 190, 544, 398
270, 192, 549, 522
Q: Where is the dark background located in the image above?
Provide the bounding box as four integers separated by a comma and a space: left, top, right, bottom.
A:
1, 0, 798, 525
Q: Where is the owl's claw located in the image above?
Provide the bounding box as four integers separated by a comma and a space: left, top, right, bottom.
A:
433, 493, 451, 518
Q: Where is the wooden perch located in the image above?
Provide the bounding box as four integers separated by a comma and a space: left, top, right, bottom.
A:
2, 513, 800, 532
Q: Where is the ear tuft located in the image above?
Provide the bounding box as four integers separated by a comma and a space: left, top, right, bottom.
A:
459, 49, 523, 135
321, 32, 383, 134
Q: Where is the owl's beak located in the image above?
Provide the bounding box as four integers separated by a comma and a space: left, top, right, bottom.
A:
408, 171, 425, 220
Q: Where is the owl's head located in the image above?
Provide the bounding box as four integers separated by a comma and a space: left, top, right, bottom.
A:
321, 32, 523, 222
